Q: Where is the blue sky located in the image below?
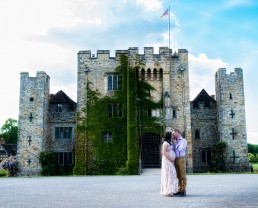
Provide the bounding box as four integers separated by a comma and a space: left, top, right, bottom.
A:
0, 0, 257, 144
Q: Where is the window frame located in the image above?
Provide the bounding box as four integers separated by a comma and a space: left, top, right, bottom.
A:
55, 127, 73, 140
107, 103, 123, 117
58, 152, 73, 166
107, 75, 122, 91
104, 132, 112, 143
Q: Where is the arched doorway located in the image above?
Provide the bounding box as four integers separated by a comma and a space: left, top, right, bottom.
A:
141, 133, 162, 168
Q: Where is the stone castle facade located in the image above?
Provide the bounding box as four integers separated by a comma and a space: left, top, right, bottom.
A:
17, 47, 250, 175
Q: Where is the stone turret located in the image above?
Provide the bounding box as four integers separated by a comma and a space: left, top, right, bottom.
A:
17, 71, 50, 175
215, 68, 250, 171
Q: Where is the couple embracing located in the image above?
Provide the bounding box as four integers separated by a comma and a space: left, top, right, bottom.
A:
160, 129, 187, 197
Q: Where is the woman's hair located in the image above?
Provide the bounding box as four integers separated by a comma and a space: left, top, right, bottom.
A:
164, 131, 171, 144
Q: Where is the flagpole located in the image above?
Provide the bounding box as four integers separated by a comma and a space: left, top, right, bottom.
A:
168, 5, 170, 49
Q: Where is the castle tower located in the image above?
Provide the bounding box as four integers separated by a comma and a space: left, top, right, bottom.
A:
17, 71, 50, 175
215, 68, 250, 171
137, 47, 193, 172
76, 47, 193, 173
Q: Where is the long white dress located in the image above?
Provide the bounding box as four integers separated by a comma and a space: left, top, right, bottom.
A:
160, 141, 178, 196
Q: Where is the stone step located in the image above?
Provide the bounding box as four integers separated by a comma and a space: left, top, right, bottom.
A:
141, 168, 161, 175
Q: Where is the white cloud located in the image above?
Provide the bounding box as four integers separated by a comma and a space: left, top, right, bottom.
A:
224, 0, 254, 8
189, 53, 227, 100
137, 0, 162, 11
0, 0, 172, 127
248, 132, 258, 144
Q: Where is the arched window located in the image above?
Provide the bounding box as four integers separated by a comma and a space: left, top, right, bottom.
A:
141, 69, 145, 80
153, 68, 157, 80
147, 68, 151, 80
201, 150, 206, 162
195, 129, 200, 139
136, 68, 139, 80
159, 68, 163, 80
207, 150, 211, 162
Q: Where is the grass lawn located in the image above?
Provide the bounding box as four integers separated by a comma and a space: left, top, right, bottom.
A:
252, 164, 258, 171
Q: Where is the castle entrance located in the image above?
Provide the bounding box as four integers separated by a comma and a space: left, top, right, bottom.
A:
141, 133, 162, 168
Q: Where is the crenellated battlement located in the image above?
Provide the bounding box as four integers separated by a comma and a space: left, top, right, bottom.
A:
77, 47, 188, 61
20, 71, 49, 84
216, 68, 243, 78
18, 70, 50, 176
215, 66, 248, 171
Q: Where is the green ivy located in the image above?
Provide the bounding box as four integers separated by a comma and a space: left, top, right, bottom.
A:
126, 62, 138, 174
74, 54, 161, 175
73, 110, 87, 175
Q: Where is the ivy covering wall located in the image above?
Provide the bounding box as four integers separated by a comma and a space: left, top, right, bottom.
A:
74, 54, 161, 175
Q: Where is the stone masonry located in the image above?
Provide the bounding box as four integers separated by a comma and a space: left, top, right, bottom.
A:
215, 68, 249, 170
17, 73, 76, 176
17, 71, 50, 175
78, 47, 193, 172
191, 90, 218, 172
17, 47, 250, 175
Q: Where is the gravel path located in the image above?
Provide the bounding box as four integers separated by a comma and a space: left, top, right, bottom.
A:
1, 174, 258, 208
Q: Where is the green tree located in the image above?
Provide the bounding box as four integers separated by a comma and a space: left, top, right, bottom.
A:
0, 118, 18, 144
248, 143, 258, 156
248, 153, 256, 161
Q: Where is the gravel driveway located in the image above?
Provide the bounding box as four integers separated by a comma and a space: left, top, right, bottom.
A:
1, 174, 258, 208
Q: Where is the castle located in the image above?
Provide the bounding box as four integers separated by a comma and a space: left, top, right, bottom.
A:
17, 47, 250, 175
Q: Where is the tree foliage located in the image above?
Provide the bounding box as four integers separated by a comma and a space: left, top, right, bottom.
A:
248, 143, 258, 156
0, 118, 18, 144
248, 153, 256, 161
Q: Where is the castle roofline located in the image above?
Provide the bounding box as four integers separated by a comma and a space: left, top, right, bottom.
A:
77, 47, 188, 59
1, 144, 17, 155
49, 90, 76, 105
192, 89, 216, 102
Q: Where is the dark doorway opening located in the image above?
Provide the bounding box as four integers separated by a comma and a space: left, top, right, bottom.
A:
141, 133, 161, 168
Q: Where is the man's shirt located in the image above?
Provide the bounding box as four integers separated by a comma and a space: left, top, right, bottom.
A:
174, 136, 187, 158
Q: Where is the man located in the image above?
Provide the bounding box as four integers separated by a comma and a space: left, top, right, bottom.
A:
172, 129, 187, 197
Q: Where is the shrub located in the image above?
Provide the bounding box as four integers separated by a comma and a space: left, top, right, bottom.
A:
209, 142, 227, 173
248, 153, 256, 161
0, 156, 18, 176
0, 169, 7, 177
116, 166, 128, 175
88, 160, 116, 175
39, 151, 59, 176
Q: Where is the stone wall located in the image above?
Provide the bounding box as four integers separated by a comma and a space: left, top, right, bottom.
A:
215, 68, 250, 171
17, 48, 250, 175
46, 103, 76, 152
191, 101, 218, 172
17, 71, 50, 175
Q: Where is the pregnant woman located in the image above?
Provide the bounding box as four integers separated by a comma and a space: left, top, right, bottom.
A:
160, 131, 178, 196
